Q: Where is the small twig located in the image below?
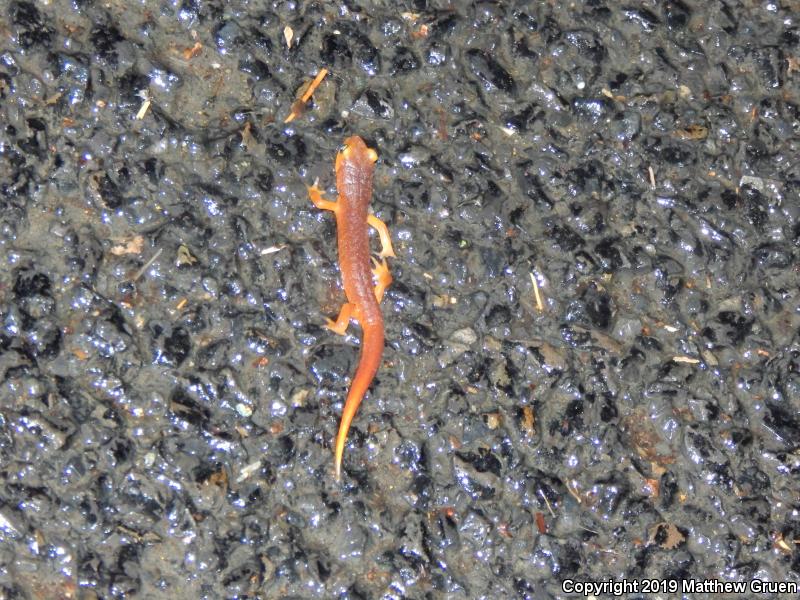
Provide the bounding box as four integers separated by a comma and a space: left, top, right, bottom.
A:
284, 68, 329, 123
260, 244, 286, 255
538, 488, 556, 517
132, 248, 162, 282
530, 271, 544, 312
135, 90, 151, 120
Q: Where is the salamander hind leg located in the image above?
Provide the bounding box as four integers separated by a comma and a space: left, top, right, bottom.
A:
367, 214, 396, 258
325, 302, 355, 335
308, 179, 338, 212
371, 256, 392, 303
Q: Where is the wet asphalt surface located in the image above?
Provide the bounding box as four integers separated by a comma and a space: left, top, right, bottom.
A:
1, 1, 800, 598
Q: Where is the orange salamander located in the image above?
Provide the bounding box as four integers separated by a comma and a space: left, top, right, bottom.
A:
308, 136, 395, 480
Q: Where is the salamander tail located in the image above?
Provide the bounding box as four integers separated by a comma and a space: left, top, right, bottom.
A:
334, 322, 384, 480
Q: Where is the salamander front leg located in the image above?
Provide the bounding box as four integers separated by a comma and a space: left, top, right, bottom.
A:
308, 179, 338, 212
325, 302, 354, 335
367, 214, 396, 258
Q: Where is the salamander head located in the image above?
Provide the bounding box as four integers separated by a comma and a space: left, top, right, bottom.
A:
336, 136, 378, 173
